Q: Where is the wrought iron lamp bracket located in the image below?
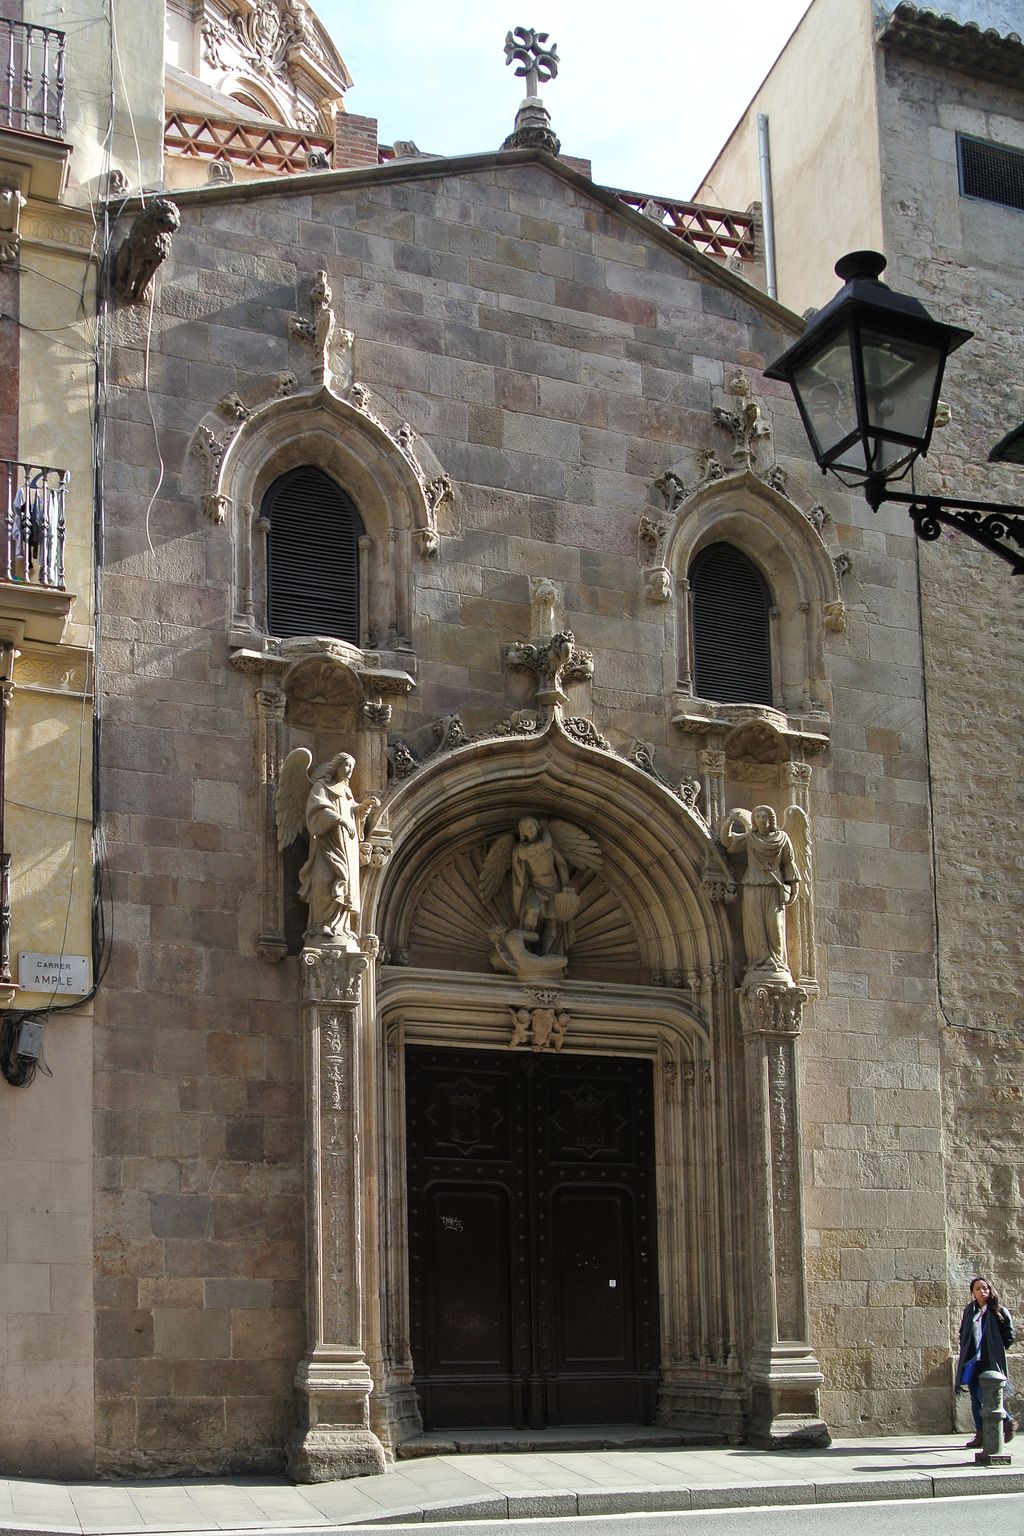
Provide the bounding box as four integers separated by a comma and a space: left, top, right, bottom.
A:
865, 479, 1024, 575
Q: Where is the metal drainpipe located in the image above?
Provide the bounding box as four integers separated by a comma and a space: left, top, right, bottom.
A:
757, 113, 778, 302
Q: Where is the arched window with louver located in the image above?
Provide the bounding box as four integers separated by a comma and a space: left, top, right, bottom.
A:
264, 466, 364, 642
689, 541, 773, 705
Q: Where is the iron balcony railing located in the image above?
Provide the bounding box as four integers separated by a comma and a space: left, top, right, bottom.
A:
0, 460, 68, 589
0, 19, 66, 139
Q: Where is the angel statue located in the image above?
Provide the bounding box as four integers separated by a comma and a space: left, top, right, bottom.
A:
276, 750, 380, 948
719, 804, 801, 986
479, 815, 602, 980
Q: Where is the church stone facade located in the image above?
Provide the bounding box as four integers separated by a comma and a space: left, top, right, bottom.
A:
94, 144, 959, 1478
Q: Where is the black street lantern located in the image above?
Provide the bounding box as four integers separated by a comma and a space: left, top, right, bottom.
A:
766, 250, 1024, 574
764, 250, 972, 498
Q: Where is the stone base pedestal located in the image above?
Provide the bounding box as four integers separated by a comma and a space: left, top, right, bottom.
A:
287, 1425, 386, 1483
747, 1380, 831, 1449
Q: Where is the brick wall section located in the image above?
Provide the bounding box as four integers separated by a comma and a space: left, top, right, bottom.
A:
96, 158, 951, 1469
333, 111, 379, 169
876, 46, 1024, 1377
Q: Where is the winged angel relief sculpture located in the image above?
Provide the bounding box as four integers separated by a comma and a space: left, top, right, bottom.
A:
276, 750, 380, 948
479, 816, 603, 981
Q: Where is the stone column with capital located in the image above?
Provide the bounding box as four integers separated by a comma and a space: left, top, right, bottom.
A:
287, 944, 387, 1482
740, 983, 828, 1447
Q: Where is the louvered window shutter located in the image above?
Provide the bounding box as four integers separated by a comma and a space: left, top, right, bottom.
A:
690, 542, 772, 705
265, 467, 363, 642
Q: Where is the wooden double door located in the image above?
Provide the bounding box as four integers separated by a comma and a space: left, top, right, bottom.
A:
406, 1044, 660, 1428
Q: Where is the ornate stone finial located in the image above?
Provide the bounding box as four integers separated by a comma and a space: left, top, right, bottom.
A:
290, 269, 353, 391
506, 629, 593, 708
502, 26, 561, 154
712, 398, 771, 469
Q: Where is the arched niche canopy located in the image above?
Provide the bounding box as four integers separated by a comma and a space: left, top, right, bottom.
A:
198, 383, 451, 657
663, 469, 844, 747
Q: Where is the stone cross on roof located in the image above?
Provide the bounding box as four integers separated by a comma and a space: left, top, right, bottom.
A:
504, 26, 559, 98
501, 26, 561, 155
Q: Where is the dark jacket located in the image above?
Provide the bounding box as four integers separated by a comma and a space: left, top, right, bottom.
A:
955, 1301, 1016, 1389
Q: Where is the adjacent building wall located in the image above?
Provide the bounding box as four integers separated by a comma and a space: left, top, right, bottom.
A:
873, 36, 1024, 1339
695, 0, 885, 313
0, 0, 158, 1475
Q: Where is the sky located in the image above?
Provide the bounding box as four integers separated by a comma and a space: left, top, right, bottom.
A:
315, 0, 812, 202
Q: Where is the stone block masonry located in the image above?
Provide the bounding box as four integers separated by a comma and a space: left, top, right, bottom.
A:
92, 151, 953, 1472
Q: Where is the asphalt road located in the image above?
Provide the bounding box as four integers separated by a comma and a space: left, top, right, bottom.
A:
334, 1491, 1024, 1536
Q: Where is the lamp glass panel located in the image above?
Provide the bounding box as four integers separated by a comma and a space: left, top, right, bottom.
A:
860, 328, 944, 449
791, 331, 858, 461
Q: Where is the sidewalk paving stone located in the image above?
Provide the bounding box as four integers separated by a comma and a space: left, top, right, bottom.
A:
0, 1434, 1019, 1534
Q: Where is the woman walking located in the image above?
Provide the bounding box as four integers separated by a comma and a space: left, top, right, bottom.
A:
955, 1276, 1018, 1448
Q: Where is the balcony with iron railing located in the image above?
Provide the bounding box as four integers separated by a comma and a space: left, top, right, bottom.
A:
0, 19, 71, 200
0, 461, 73, 644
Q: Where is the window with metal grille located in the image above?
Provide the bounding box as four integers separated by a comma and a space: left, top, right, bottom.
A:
264, 466, 363, 641
690, 542, 773, 705
957, 134, 1024, 213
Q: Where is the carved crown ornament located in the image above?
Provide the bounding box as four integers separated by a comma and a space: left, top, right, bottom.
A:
185, 270, 453, 559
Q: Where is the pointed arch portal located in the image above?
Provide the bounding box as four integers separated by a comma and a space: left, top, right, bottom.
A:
287, 718, 829, 1478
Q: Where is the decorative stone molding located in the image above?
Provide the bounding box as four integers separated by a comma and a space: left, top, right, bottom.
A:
112, 198, 181, 305
199, 0, 352, 142
301, 945, 369, 1004
638, 511, 670, 565
0, 184, 26, 267
739, 982, 807, 1037
561, 714, 609, 751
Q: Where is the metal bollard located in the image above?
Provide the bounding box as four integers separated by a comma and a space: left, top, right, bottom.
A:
976, 1369, 1011, 1466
